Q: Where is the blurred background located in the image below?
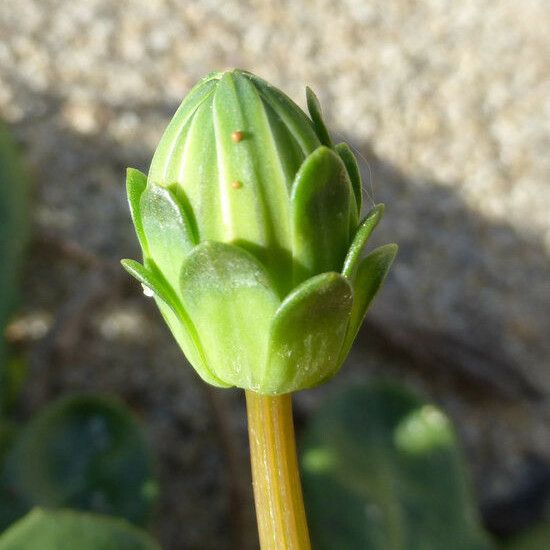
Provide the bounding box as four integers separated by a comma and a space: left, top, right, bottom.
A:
1, 1, 549, 549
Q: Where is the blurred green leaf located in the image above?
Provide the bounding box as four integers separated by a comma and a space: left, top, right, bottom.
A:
503, 523, 550, 549
0, 420, 27, 530
301, 382, 491, 550
0, 123, 29, 331
0, 421, 14, 464
1, 395, 157, 530
0, 123, 30, 412
1, 357, 27, 412
0, 509, 160, 550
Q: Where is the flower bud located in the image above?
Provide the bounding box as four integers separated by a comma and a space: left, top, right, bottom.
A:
122, 70, 396, 394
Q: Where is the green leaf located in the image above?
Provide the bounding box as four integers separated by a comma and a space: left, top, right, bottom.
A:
120, 259, 226, 388
0, 421, 27, 530
291, 146, 356, 283
0, 356, 27, 416
0, 123, 29, 330
0, 509, 160, 550
140, 184, 196, 288
342, 204, 385, 280
125, 168, 148, 254
264, 273, 352, 394
301, 382, 491, 550
0, 421, 15, 465
0, 123, 30, 413
180, 241, 280, 390
504, 523, 550, 549
335, 142, 362, 215
340, 244, 397, 361
3, 395, 157, 527
306, 87, 333, 148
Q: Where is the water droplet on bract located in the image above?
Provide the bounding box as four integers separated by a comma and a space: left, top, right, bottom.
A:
141, 284, 154, 297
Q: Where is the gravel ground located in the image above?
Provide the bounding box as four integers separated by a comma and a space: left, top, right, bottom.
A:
1, 1, 549, 548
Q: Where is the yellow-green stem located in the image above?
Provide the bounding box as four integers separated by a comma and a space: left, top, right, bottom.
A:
245, 391, 311, 550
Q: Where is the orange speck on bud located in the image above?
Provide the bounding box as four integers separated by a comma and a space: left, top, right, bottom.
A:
231, 180, 242, 189
231, 130, 245, 142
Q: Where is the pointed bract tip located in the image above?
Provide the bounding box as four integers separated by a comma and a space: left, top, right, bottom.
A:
380, 242, 398, 260
120, 258, 135, 273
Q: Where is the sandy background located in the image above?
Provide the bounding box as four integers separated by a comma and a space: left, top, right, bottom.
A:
1, 1, 549, 548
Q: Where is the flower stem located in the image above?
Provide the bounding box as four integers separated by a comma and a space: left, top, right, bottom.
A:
245, 391, 311, 550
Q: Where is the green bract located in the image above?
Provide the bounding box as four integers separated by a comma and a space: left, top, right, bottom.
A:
122, 70, 396, 394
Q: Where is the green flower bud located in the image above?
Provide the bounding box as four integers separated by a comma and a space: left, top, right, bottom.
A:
122, 69, 396, 394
